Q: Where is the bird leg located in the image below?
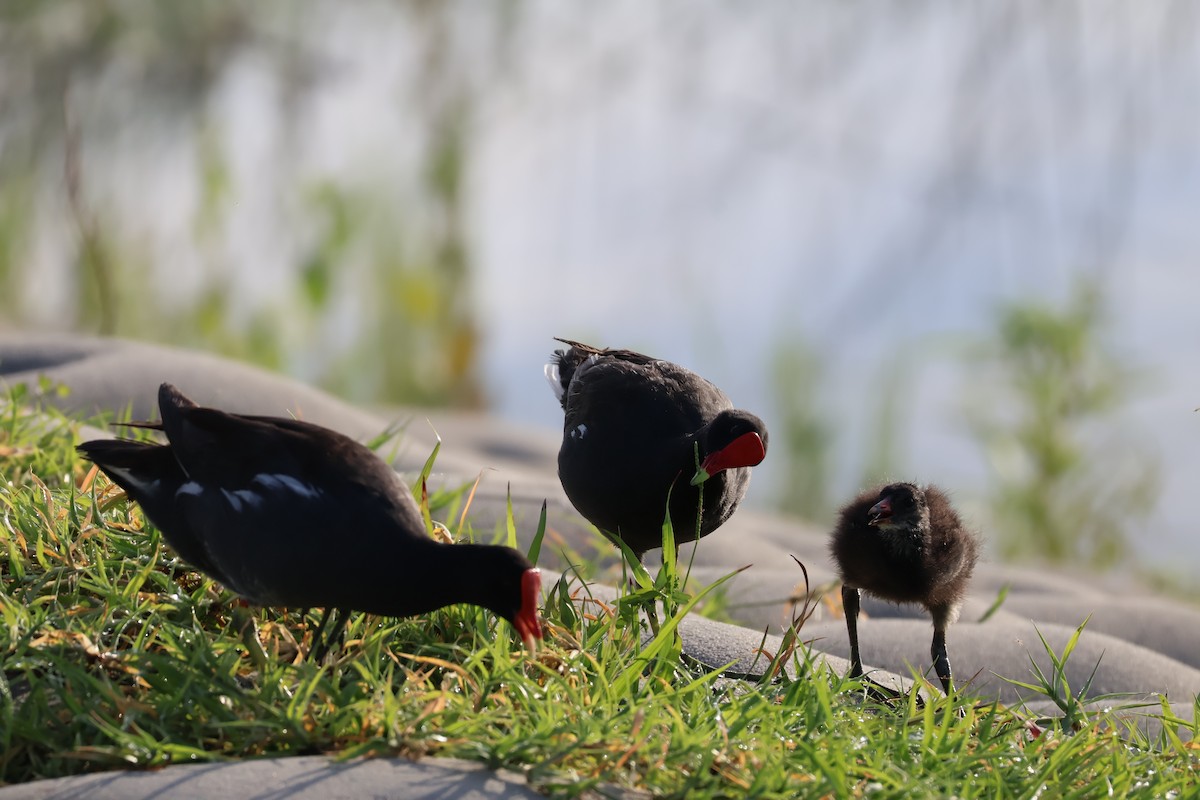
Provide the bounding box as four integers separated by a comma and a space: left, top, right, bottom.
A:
842, 584, 863, 678
308, 607, 349, 663
231, 605, 269, 674
645, 602, 661, 636
841, 584, 915, 705
927, 603, 956, 694
931, 626, 953, 695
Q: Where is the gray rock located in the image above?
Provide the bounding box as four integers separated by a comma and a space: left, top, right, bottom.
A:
1000, 593, 1200, 670
802, 617, 1200, 705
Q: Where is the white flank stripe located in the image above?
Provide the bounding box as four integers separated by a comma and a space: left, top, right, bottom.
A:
253, 473, 322, 501
105, 466, 156, 495
221, 489, 244, 512
177, 481, 204, 498
232, 489, 264, 509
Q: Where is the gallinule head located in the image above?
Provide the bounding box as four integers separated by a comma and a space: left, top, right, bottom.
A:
546, 338, 768, 563
77, 383, 544, 653
829, 482, 979, 694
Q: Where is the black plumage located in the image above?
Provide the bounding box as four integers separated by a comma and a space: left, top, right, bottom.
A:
77, 383, 543, 653
830, 482, 979, 694
547, 338, 768, 562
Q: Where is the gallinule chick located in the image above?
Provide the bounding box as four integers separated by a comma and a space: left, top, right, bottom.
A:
77, 383, 543, 656
546, 338, 768, 563
829, 482, 979, 694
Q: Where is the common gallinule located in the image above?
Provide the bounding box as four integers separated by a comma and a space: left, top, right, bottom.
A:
77, 383, 543, 655
829, 482, 979, 694
546, 338, 768, 563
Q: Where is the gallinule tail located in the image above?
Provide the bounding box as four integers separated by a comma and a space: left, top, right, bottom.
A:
546, 338, 768, 563
830, 482, 979, 694
77, 384, 543, 658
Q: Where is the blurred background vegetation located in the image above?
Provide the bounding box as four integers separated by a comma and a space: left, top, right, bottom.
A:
1, 2, 488, 406
0, 1, 1192, 574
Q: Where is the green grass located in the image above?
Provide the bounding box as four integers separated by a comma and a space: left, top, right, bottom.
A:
1, 389, 1197, 796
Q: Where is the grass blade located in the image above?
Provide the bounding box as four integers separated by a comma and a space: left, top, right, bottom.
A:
504, 483, 518, 550
526, 500, 548, 565
977, 583, 1010, 623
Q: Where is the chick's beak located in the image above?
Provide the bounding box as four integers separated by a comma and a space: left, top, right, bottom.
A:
867, 498, 891, 526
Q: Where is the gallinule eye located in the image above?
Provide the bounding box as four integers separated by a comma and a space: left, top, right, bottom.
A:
546, 338, 768, 563
77, 383, 543, 658
829, 482, 979, 694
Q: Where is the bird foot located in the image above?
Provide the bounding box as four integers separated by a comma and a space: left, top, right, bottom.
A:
848, 673, 925, 709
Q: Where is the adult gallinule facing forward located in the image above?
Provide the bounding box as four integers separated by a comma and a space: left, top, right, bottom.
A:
829, 482, 979, 694
546, 338, 768, 562
77, 384, 543, 654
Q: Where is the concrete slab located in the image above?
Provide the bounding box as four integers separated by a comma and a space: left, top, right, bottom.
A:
0, 757, 539, 800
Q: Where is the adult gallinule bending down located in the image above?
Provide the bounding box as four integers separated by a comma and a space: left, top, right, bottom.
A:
830, 482, 979, 694
546, 338, 768, 563
77, 384, 543, 655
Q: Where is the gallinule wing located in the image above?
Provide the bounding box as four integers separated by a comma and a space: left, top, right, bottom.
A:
546, 338, 768, 563
77, 383, 543, 656
830, 482, 979, 694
